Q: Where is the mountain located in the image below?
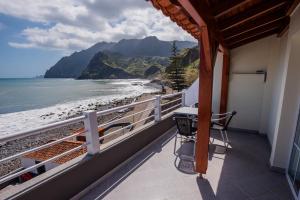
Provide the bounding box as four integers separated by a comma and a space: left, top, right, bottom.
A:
79, 46, 200, 80
78, 51, 169, 79
44, 36, 196, 78
44, 42, 115, 78
78, 52, 135, 79
111, 36, 196, 57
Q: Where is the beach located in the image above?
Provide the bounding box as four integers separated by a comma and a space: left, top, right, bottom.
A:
0, 77, 179, 177
0, 91, 165, 177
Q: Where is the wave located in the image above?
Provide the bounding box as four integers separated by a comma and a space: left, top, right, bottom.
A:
0, 84, 158, 136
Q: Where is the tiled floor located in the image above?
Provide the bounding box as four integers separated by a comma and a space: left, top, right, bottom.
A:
80, 128, 294, 200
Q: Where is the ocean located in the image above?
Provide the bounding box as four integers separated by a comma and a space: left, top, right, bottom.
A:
0, 78, 158, 136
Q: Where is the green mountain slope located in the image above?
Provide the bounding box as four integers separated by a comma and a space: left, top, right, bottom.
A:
164, 46, 200, 87
44, 36, 196, 78
78, 51, 170, 79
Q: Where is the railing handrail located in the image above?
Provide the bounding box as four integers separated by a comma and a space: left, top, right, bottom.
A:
161, 92, 182, 99
0, 131, 85, 164
0, 91, 184, 185
0, 92, 182, 145
0, 115, 85, 144
99, 107, 155, 129
96, 98, 155, 116
0, 143, 86, 185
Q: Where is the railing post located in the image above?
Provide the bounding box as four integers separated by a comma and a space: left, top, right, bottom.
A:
83, 111, 100, 155
154, 95, 161, 122
181, 90, 186, 107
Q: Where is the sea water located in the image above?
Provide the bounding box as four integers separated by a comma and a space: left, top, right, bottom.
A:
0, 78, 158, 136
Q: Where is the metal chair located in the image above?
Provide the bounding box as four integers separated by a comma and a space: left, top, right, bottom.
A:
173, 116, 197, 160
211, 111, 237, 149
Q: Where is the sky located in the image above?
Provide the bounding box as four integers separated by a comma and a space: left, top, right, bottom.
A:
0, 0, 195, 78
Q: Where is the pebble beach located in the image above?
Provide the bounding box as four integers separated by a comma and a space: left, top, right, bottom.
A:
0, 92, 157, 177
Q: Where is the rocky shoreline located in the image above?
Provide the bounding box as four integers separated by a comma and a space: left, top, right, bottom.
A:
0, 94, 147, 177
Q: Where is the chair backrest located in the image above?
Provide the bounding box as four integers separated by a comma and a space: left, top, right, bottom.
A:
211, 111, 237, 131
223, 111, 237, 130
174, 116, 194, 137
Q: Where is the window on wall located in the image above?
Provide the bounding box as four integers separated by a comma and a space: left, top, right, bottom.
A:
288, 108, 300, 194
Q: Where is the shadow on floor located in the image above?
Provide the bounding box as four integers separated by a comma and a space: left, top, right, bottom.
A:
80, 129, 294, 200
80, 128, 177, 200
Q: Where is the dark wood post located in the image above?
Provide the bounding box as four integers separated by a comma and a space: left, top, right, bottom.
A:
195, 26, 214, 174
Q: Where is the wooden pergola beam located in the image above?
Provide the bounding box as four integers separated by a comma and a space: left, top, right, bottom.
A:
225, 25, 281, 45
176, 0, 220, 175
178, 0, 226, 47
219, 0, 287, 31
195, 26, 214, 174
214, 0, 251, 18
222, 11, 287, 38
229, 28, 278, 49
277, 16, 291, 37
286, 0, 300, 15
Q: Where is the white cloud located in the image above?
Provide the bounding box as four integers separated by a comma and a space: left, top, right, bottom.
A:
1, 0, 196, 52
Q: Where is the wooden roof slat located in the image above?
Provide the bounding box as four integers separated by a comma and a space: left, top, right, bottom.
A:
219, 0, 288, 31
277, 16, 291, 36
229, 28, 279, 49
225, 26, 280, 44
181, 0, 226, 46
214, 0, 253, 18
286, 0, 300, 15
222, 10, 286, 38
150, 0, 300, 49
224, 17, 288, 42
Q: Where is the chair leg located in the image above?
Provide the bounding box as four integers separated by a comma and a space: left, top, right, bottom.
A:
220, 130, 227, 148
225, 130, 229, 144
174, 131, 178, 156
192, 137, 197, 162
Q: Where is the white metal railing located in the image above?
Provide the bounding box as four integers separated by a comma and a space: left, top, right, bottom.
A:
0, 143, 86, 185
0, 115, 85, 144
0, 91, 185, 185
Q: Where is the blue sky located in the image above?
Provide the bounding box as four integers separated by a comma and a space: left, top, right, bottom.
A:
0, 0, 194, 78
0, 14, 62, 78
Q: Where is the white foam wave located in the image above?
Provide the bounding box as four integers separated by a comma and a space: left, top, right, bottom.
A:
0, 84, 158, 137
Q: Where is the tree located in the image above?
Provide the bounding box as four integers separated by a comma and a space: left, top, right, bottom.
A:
166, 41, 186, 91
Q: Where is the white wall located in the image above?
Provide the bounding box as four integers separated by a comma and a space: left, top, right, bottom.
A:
45, 162, 59, 171
212, 51, 223, 113
229, 35, 281, 134
269, 6, 300, 168
267, 34, 289, 147
271, 35, 300, 168
185, 78, 199, 106
21, 158, 38, 174
227, 74, 265, 131
227, 5, 300, 169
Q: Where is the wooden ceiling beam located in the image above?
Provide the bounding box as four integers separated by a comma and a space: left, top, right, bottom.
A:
219, 0, 288, 31
229, 28, 278, 49
224, 17, 288, 43
178, 0, 226, 47
212, 0, 246, 16
277, 16, 290, 37
225, 26, 279, 45
286, 0, 300, 15
222, 10, 286, 38
215, 0, 252, 18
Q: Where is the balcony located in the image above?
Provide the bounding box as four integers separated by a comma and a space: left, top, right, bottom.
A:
79, 128, 293, 200
0, 88, 294, 199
